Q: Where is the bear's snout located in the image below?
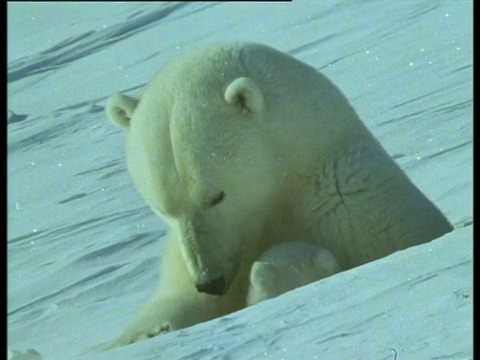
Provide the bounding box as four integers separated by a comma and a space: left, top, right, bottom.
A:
195, 276, 227, 295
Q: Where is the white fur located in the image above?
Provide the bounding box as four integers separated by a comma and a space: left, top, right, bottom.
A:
247, 241, 340, 306
103, 42, 453, 349
106, 92, 138, 128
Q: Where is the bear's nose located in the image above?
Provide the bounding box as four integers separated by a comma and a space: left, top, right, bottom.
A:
195, 276, 226, 295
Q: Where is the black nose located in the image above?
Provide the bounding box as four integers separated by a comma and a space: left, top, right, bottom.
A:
195, 276, 227, 295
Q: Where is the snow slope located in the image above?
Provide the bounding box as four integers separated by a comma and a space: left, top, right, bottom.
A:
7, 2, 472, 359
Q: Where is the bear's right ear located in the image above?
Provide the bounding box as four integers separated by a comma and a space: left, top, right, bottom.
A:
224, 77, 265, 114
105, 92, 139, 128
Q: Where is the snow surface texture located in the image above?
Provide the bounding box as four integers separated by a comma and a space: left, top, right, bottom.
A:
8, 2, 472, 359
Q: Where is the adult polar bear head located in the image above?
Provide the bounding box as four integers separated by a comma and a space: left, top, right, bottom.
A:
106, 42, 452, 296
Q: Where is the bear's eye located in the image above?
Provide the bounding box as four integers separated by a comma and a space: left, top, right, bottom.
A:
209, 191, 225, 207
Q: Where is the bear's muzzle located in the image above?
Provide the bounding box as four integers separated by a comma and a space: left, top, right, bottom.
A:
195, 276, 227, 295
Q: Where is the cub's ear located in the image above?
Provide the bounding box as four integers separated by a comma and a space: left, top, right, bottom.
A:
105, 92, 139, 128
224, 77, 265, 114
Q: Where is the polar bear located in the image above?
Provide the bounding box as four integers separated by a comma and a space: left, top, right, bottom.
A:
247, 242, 340, 306
102, 42, 453, 348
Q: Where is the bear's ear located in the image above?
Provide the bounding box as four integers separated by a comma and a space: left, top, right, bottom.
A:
105, 92, 139, 128
224, 77, 265, 114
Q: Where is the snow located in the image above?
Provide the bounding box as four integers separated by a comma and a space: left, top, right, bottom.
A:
7, 2, 472, 359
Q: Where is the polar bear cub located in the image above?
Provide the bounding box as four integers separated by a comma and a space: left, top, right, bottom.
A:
247, 241, 340, 305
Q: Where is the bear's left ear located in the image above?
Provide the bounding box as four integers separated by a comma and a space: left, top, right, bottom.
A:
105, 92, 139, 128
224, 77, 265, 114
